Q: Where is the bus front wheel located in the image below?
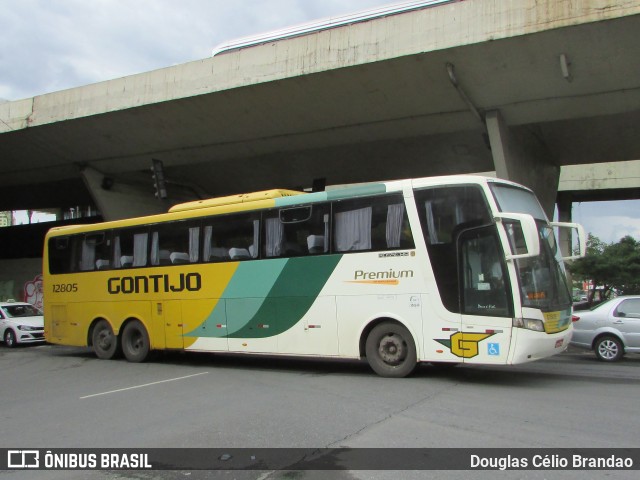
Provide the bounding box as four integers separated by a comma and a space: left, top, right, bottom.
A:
121, 320, 150, 363
365, 322, 417, 378
92, 320, 119, 359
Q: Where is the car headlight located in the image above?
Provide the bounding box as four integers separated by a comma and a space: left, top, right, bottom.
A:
17, 325, 40, 331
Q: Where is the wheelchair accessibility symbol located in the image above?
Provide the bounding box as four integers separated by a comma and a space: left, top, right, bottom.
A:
488, 343, 500, 356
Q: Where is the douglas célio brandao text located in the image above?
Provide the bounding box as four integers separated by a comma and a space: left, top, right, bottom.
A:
470, 453, 634, 470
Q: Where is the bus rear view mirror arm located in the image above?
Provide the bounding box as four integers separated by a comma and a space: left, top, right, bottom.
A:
494, 213, 541, 260
550, 221, 587, 260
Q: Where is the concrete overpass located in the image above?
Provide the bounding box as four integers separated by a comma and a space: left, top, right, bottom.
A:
1, 0, 640, 222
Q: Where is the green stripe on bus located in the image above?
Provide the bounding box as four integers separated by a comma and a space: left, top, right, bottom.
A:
187, 255, 341, 338
223, 259, 288, 299
228, 255, 342, 338
185, 260, 286, 338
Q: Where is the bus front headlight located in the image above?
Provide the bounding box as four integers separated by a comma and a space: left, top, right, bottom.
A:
513, 318, 545, 332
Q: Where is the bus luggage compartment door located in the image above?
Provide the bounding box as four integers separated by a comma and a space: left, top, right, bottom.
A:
50, 304, 68, 341
154, 301, 183, 349
226, 298, 278, 353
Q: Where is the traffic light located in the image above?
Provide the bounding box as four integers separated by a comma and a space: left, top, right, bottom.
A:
151, 158, 168, 199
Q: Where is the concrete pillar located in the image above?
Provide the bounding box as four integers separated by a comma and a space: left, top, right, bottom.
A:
81, 167, 167, 221
485, 110, 560, 218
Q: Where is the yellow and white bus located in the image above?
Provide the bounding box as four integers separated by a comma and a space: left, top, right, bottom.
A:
43, 175, 585, 377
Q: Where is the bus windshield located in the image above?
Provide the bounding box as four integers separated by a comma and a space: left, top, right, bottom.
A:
490, 183, 572, 311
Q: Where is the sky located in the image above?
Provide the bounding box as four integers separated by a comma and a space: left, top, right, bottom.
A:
0, 0, 387, 101
1, 0, 639, 243
572, 200, 640, 244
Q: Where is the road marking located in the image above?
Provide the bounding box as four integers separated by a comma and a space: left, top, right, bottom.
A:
80, 372, 209, 399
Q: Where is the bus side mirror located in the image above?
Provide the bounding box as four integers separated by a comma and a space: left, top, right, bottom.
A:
494, 213, 541, 260
550, 221, 587, 260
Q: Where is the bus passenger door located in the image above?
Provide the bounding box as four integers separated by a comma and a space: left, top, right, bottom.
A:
457, 226, 512, 364
153, 301, 183, 349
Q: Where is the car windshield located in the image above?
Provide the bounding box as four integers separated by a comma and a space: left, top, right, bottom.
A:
2, 304, 42, 317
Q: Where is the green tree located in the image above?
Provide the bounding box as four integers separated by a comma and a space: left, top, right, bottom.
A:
570, 234, 640, 304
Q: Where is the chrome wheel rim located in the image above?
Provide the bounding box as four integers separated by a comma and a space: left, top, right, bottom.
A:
598, 339, 619, 360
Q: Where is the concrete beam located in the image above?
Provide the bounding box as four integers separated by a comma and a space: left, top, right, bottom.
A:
3, 0, 638, 133
559, 160, 640, 192
486, 110, 560, 217
81, 167, 166, 221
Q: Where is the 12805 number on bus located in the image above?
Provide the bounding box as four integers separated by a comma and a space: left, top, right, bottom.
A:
52, 283, 79, 293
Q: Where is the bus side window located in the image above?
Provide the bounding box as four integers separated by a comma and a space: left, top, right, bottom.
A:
305, 205, 330, 254
334, 204, 372, 252
203, 213, 259, 262
48, 237, 74, 274
264, 204, 330, 258
264, 215, 284, 257
79, 236, 96, 271
150, 221, 199, 265
114, 229, 149, 268
78, 232, 110, 271
374, 198, 414, 250
203, 225, 228, 262
333, 194, 413, 253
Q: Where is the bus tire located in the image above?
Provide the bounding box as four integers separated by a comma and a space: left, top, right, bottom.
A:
365, 322, 417, 378
121, 320, 150, 363
92, 320, 119, 359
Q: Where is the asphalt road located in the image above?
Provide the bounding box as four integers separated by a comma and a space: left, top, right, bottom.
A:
1, 343, 638, 480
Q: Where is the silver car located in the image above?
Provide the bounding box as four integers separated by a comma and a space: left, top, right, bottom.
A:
571, 296, 640, 361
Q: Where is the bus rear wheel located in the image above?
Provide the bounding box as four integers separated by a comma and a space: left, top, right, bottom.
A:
365, 322, 417, 378
121, 321, 150, 363
92, 320, 119, 359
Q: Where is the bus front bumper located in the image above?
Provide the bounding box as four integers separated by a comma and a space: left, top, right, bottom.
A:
509, 327, 572, 364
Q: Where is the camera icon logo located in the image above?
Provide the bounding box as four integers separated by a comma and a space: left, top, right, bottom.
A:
7, 450, 40, 469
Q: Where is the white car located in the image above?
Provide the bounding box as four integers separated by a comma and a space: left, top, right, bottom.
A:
0, 301, 45, 348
